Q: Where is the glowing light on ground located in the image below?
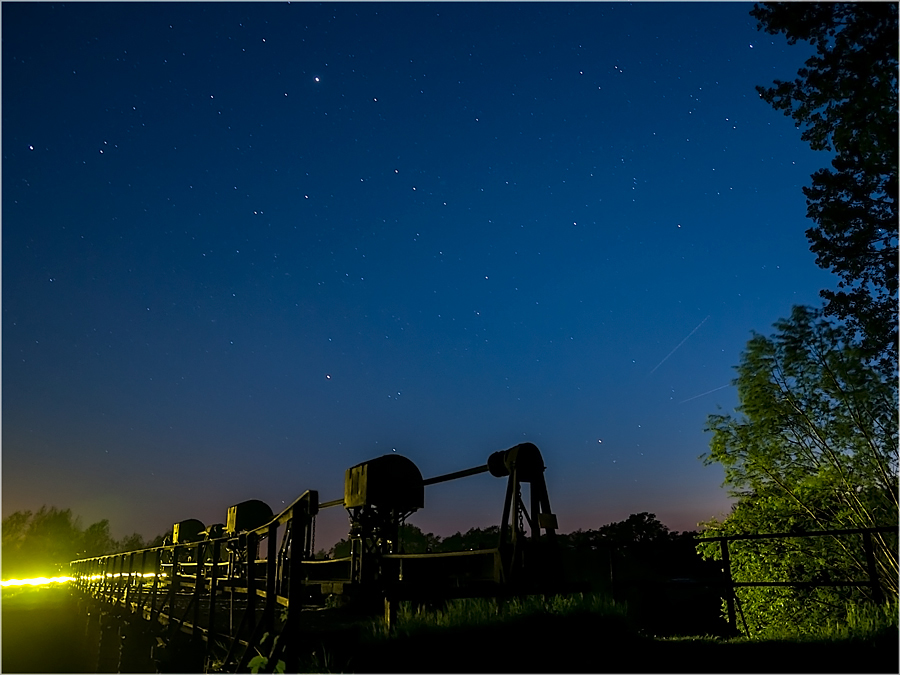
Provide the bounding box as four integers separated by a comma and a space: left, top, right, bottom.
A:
1, 576, 74, 587
1, 572, 165, 587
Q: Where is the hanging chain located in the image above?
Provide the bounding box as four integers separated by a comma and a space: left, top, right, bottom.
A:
516, 486, 525, 536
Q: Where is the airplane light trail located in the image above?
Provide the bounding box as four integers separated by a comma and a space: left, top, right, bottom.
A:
679, 383, 731, 404
649, 315, 710, 374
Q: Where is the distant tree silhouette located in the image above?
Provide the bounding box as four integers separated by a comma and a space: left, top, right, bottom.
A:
328, 524, 505, 558
116, 532, 151, 553
437, 525, 500, 552
81, 519, 115, 558
752, 2, 898, 370
330, 537, 351, 558
1, 506, 161, 578
559, 512, 712, 580
397, 523, 442, 553
2, 507, 81, 577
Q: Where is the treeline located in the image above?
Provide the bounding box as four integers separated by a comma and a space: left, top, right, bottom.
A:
324, 511, 714, 580
1, 506, 165, 579
323, 511, 723, 636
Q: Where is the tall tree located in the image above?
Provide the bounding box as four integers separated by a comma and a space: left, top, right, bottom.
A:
701, 306, 898, 634
751, 3, 898, 368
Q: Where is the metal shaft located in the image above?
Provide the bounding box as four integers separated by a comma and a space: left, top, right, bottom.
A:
422, 464, 489, 486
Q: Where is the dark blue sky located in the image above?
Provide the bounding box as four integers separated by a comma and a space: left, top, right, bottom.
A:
3, 2, 836, 548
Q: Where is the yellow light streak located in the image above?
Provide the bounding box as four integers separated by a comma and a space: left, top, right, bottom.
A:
1, 576, 74, 587
1, 572, 167, 587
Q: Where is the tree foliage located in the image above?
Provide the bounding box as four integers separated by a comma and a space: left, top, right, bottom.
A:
700, 306, 898, 635
327, 514, 696, 562
699, 488, 897, 637
1, 506, 156, 579
437, 525, 500, 553
751, 3, 898, 367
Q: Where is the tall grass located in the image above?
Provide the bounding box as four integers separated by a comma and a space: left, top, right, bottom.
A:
375, 592, 626, 639
726, 598, 898, 643
821, 600, 899, 641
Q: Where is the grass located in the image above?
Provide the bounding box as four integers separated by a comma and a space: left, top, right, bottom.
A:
294, 592, 898, 673
378, 592, 627, 639
782, 599, 898, 642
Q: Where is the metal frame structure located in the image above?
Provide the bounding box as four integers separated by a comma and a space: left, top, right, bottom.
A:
69, 443, 575, 672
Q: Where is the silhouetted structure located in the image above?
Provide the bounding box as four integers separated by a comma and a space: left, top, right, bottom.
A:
68, 442, 573, 672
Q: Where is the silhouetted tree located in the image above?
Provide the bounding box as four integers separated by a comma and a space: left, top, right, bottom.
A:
596, 512, 671, 545
115, 532, 148, 553
752, 3, 898, 369
1, 507, 148, 578
329, 538, 351, 558
437, 526, 501, 552
2, 510, 32, 553
397, 523, 442, 553
145, 533, 166, 548
1, 506, 82, 577
81, 519, 115, 558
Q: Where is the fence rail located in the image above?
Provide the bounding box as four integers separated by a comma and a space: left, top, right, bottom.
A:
696, 525, 898, 635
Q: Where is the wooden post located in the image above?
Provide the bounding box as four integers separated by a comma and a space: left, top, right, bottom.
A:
136, 550, 147, 610
167, 546, 180, 620
246, 533, 258, 635
264, 523, 278, 636
608, 546, 615, 598
384, 596, 397, 634
124, 552, 135, 608
207, 540, 221, 652
720, 539, 738, 633
103, 557, 112, 600
862, 530, 885, 604
149, 549, 162, 621
192, 541, 203, 630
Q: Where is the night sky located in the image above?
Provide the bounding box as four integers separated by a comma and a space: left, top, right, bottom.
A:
2, 2, 837, 550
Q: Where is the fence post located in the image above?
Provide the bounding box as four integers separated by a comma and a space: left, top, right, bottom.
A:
193, 541, 203, 630
263, 522, 278, 638
720, 539, 738, 633
150, 548, 162, 621
384, 594, 398, 634
207, 539, 221, 649
862, 530, 885, 604
124, 552, 135, 608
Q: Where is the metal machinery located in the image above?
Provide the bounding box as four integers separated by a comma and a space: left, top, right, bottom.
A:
344, 454, 424, 586
338, 442, 560, 592
172, 519, 207, 544
224, 499, 274, 577
489, 442, 560, 582
68, 442, 570, 673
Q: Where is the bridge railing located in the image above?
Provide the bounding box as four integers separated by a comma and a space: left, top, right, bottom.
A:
69, 490, 321, 671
